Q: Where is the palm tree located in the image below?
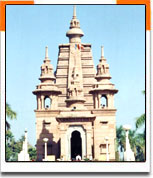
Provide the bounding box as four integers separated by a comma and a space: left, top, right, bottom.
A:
135, 90, 145, 129
135, 114, 145, 129
128, 129, 137, 155
116, 126, 145, 161
6, 129, 16, 161
116, 126, 126, 161
134, 90, 145, 161
116, 126, 126, 152
129, 129, 145, 161
6, 103, 17, 130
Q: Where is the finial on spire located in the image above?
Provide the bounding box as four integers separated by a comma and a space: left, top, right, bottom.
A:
101, 46, 104, 58
24, 128, 27, 141
45, 46, 48, 59
73, 5, 76, 19
66, 5, 84, 42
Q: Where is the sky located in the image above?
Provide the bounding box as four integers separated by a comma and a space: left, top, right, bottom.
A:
6, 5, 145, 146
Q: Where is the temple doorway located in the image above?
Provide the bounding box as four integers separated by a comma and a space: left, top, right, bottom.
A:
71, 131, 82, 159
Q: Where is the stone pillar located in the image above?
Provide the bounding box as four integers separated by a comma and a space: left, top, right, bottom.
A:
123, 125, 135, 161
111, 95, 114, 108
67, 134, 71, 161
49, 95, 52, 109
60, 130, 66, 160
37, 97, 38, 110
86, 129, 92, 159
18, 129, 30, 161
95, 93, 99, 109
80, 131, 86, 160
37, 96, 41, 110
93, 95, 96, 109
24, 129, 28, 154
41, 95, 44, 109
43, 138, 48, 161
98, 94, 101, 108
107, 94, 114, 109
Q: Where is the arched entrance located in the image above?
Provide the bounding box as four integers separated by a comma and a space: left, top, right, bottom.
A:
71, 131, 82, 159
66, 125, 86, 161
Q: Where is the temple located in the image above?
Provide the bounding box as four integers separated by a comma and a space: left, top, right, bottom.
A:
33, 6, 118, 161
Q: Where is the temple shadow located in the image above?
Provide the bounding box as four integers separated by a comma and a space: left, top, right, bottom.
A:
36, 120, 60, 161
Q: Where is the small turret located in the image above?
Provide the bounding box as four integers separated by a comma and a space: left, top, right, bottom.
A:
90, 46, 118, 109
33, 46, 61, 110
39, 46, 55, 84
96, 46, 111, 82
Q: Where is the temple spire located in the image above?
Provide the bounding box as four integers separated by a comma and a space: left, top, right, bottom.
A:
39, 46, 55, 83
73, 5, 76, 19
45, 46, 49, 59
96, 46, 111, 81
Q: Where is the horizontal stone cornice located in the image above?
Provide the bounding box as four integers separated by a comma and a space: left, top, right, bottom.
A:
81, 57, 93, 60
57, 57, 69, 61
56, 117, 95, 123
56, 65, 68, 69
91, 109, 117, 115
89, 88, 118, 94
33, 89, 61, 95
56, 75, 68, 78
35, 110, 60, 117
83, 74, 95, 78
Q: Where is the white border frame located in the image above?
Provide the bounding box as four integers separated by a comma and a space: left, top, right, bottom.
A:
0, 0, 150, 172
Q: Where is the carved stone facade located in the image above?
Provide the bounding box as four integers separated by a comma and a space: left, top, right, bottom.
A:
33, 6, 118, 161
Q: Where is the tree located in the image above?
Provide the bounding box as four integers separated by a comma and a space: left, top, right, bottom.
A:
28, 145, 37, 161
6, 103, 17, 130
135, 90, 145, 161
135, 90, 145, 129
116, 126, 125, 152
6, 103, 18, 160
136, 114, 145, 129
116, 126, 145, 161
135, 132, 145, 161
116, 91, 145, 161
6, 131, 37, 161
129, 129, 145, 161
6, 130, 19, 161
116, 126, 126, 161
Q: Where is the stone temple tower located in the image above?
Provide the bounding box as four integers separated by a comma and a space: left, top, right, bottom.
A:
33, 6, 118, 161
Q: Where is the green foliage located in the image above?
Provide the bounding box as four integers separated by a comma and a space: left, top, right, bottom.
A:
6, 130, 20, 161
135, 132, 145, 161
136, 90, 145, 129
6, 103, 17, 130
6, 130, 37, 161
116, 126, 125, 152
6, 103, 17, 119
129, 129, 145, 161
136, 114, 145, 129
116, 91, 145, 161
128, 129, 137, 153
6, 102, 36, 161
135, 90, 145, 161
28, 146, 37, 161
116, 126, 145, 162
